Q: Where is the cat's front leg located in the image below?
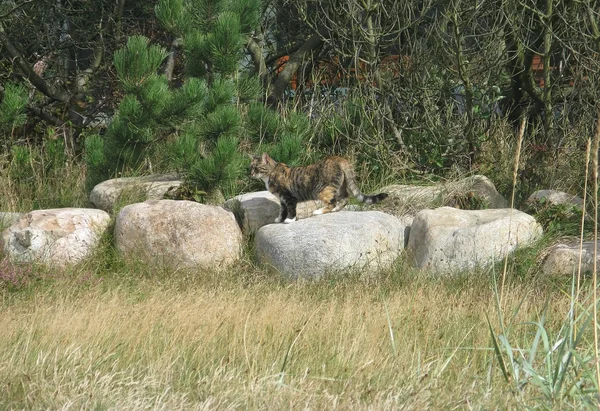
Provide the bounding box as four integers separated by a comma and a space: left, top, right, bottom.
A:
274, 203, 288, 223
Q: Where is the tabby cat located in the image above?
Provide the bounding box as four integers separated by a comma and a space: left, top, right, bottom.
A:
249, 153, 388, 223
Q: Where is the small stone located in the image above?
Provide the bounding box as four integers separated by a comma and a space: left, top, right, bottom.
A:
541, 242, 600, 276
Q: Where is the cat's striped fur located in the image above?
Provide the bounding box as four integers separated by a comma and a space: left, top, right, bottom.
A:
250, 153, 388, 223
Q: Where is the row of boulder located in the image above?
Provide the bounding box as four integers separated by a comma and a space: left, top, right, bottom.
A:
0, 174, 594, 279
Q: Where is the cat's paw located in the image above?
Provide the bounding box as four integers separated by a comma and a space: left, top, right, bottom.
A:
283, 217, 297, 224
274, 217, 282, 223
312, 209, 324, 215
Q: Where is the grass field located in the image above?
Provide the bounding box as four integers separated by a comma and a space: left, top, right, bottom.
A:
1, 250, 598, 409
1, 139, 599, 409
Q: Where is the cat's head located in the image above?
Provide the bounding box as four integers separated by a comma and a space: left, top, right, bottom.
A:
249, 152, 277, 180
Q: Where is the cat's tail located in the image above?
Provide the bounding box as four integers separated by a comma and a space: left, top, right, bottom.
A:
343, 163, 388, 204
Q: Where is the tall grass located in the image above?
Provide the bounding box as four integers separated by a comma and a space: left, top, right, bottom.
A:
576, 138, 592, 333
488, 269, 599, 407
484, 112, 600, 409
0, 139, 88, 212
500, 115, 526, 307
592, 109, 600, 394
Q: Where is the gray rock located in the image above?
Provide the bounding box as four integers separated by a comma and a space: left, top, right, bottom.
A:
541, 242, 600, 276
381, 175, 508, 216
255, 211, 407, 279
223, 191, 279, 233
223, 191, 323, 233
2, 208, 111, 267
114, 200, 242, 270
90, 174, 182, 212
527, 190, 584, 209
407, 207, 542, 274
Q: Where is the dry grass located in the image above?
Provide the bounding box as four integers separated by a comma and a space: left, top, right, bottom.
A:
0, 261, 591, 410
0, 127, 598, 409
0, 148, 89, 212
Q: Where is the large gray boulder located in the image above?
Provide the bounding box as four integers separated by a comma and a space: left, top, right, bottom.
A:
223, 191, 322, 233
255, 211, 407, 279
2, 208, 111, 266
541, 242, 600, 276
90, 174, 182, 213
114, 200, 242, 270
407, 207, 542, 274
381, 175, 508, 216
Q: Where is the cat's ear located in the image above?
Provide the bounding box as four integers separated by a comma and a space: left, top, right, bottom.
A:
262, 152, 273, 163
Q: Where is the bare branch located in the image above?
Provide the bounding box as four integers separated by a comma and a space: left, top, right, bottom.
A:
27, 105, 65, 127
0, 21, 71, 103
0, 0, 33, 20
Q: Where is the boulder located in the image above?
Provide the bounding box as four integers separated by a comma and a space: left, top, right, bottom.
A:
255, 211, 407, 279
2, 208, 111, 266
114, 200, 242, 270
527, 190, 584, 209
223, 191, 322, 233
381, 175, 508, 216
407, 207, 542, 274
90, 174, 182, 213
541, 242, 600, 276
0, 212, 23, 228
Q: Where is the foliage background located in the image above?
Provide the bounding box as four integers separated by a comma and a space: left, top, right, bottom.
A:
2, 1, 600, 408
1, 0, 599, 206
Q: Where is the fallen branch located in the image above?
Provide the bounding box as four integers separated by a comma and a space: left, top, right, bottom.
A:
27, 106, 65, 127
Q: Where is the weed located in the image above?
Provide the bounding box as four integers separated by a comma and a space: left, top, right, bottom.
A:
0, 258, 34, 290
487, 272, 599, 407
526, 197, 589, 236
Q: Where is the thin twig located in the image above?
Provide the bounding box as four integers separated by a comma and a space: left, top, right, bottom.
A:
0, 0, 33, 20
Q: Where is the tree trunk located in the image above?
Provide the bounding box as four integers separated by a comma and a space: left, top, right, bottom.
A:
267, 32, 323, 107
247, 36, 268, 88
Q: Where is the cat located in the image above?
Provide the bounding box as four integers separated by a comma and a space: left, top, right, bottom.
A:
249, 153, 388, 223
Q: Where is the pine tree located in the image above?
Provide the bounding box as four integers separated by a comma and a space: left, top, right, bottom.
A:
85, 0, 310, 201
156, 0, 262, 201
84, 35, 205, 190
